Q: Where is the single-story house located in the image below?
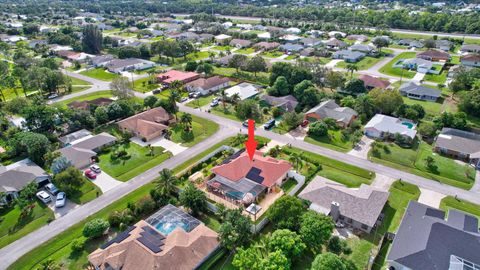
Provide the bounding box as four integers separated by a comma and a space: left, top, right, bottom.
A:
156, 70, 200, 85
299, 176, 389, 234
171, 32, 199, 42
349, 44, 377, 56
117, 107, 174, 142
300, 47, 315, 57
434, 127, 480, 167
324, 38, 347, 50
300, 38, 322, 47
328, 31, 346, 38
364, 114, 417, 141
395, 58, 435, 74
279, 43, 304, 53
89, 204, 220, 270
58, 132, 117, 169
224, 82, 260, 100
229, 39, 252, 49
68, 97, 114, 110
387, 201, 480, 270
185, 76, 230, 96
346, 34, 368, 42
28, 39, 48, 48
280, 34, 302, 42
417, 49, 450, 62
90, 54, 115, 67
199, 33, 214, 42
59, 129, 92, 147
435, 39, 453, 51
106, 58, 155, 73
399, 82, 441, 102
358, 74, 390, 90
261, 95, 299, 112
285, 27, 301, 34
460, 44, 480, 54
254, 42, 280, 51
0, 159, 51, 204
214, 34, 232, 45
332, 50, 366, 62
208, 150, 292, 205
305, 99, 358, 128
460, 54, 480, 67
256, 32, 271, 40
214, 54, 235, 66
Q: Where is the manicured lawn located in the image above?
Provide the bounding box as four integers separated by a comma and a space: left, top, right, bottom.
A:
450, 56, 460, 65
175, 51, 212, 63
304, 129, 353, 153
0, 201, 54, 249
281, 178, 297, 193
439, 196, 480, 220
402, 96, 443, 115
80, 68, 119, 81
133, 77, 159, 93
98, 142, 173, 182
301, 56, 331, 65
261, 50, 284, 58
424, 70, 447, 84
69, 77, 92, 86
378, 52, 417, 78
57, 90, 113, 107
347, 237, 375, 270
212, 45, 234, 51
169, 114, 219, 147
235, 47, 256, 54
386, 180, 421, 232
73, 179, 103, 205
369, 141, 475, 189
185, 95, 215, 108
211, 103, 268, 124
336, 56, 384, 70
285, 55, 298, 60
213, 67, 269, 85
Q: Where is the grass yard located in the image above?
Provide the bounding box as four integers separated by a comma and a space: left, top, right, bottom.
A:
439, 196, 480, 220
423, 70, 447, 84
69, 77, 92, 86
0, 201, 54, 249
285, 55, 298, 60
379, 52, 417, 78
211, 103, 267, 124
301, 57, 331, 65
212, 45, 234, 51
175, 51, 212, 63
336, 56, 384, 70
235, 47, 256, 54
347, 237, 375, 270
450, 56, 461, 65
402, 96, 443, 115
369, 141, 475, 189
73, 179, 103, 205
213, 67, 269, 85
185, 95, 215, 108
261, 50, 284, 58
80, 68, 119, 81
98, 142, 172, 182
304, 129, 353, 153
56, 90, 113, 107
169, 114, 219, 147
281, 178, 298, 193
133, 77, 159, 93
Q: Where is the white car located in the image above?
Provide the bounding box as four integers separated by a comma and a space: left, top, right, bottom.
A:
55, 192, 66, 208
90, 164, 101, 173
47, 93, 59, 99
210, 100, 219, 107
36, 191, 52, 204
45, 183, 59, 195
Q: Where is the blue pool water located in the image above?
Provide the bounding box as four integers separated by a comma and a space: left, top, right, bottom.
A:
154, 219, 190, 235
402, 122, 414, 129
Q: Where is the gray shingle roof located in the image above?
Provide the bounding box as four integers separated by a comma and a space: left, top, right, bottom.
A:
307, 99, 358, 125
261, 95, 299, 111
299, 176, 389, 227
73, 132, 117, 151
0, 160, 49, 192
387, 201, 480, 270
435, 127, 480, 156
399, 82, 441, 98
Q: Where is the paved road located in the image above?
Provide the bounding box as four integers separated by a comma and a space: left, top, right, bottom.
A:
0, 123, 235, 269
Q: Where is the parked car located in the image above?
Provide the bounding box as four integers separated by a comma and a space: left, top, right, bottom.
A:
152, 89, 161, 94
90, 164, 101, 173
301, 119, 309, 128
263, 119, 275, 130
45, 183, 59, 195
85, 169, 97, 180
188, 92, 195, 98
180, 97, 188, 103
36, 191, 52, 204
47, 93, 59, 99
210, 99, 219, 107
242, 120, 256, 128
192, 92, 201, 98
55, 192, 66, 208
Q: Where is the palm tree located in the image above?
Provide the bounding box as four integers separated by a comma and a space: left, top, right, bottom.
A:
232, 133, 246, 146
180, 113, 193, 131
220, 89, 228, 111
230, 93, 241, 107
37, 259, 60, 270
346, 64, 358, 79
288, 152, 304, 171
168, 89, 181, 120
154, 169, 178, 197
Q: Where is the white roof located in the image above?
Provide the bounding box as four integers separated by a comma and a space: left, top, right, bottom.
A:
286, 27, 301, 34
328, 31, 346, 37
225, 83, 259, 100
365, 114, 417, 139
257, 32, 271, 39
281, 34, 301, 41
215, 34, 232, 40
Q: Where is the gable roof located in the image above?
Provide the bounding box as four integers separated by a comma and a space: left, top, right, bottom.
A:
254, 42, 280, 50
359, 74, 390, 89
0, 160, 49, 192
229, 39, 252, 47
349, 44, 376, 52
417, 49, 450, 60
299, 176, 389, 228
435, 127, 480, 157
68, 97, 113, 110
185, 76, 230, 90
461, 54, 480, 62
399, 82, 441, 98
212, 150, 292, 188
117, 107, 172, 139
333, 50, 365, 60
324, 38, 347, 48
387, 201, 480, 270
364, 114, 417, 139
306, 99, 358, 125
156, 70, 200, 84
261, 95, 299, 111
73, 132, 117, 150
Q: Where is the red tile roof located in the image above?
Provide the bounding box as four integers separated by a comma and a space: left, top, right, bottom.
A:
156, 70, 200, 84
359, 74, 391, 89
212, 151, 292, 188
461, 54, 480, 62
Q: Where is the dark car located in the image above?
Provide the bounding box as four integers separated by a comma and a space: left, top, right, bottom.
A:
301, 119, 309, 128
263, 119, 275, 130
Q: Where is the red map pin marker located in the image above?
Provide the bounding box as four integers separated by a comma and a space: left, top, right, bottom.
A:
245, 119, 257, 161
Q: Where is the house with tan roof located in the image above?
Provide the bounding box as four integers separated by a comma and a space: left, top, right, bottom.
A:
417, 49, 450, 62
305, 99, 358, 128
461, 54, 480, 67
254, 42, 280, 51
359, 74, 391, 90
185, 76, 230, 96
117, 107, 174, 142
89, 204, 219, 270
207, 150, 292, 206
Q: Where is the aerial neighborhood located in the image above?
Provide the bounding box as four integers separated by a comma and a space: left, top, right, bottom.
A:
1, 1, 480, 270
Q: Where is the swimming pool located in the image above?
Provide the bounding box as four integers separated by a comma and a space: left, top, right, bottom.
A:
146, 204, 201, 235
402, 122, 414, 129
154, 217, 191, 235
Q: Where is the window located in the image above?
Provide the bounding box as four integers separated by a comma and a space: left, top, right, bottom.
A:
361, 224, 368, 230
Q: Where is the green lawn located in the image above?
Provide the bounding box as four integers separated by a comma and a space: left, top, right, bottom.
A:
0, 201, 54, 249
369, 141, 475, 189
133, 77, 159, 93
304, 129, 353, 153
57, 90, 113, 107
169, 114, 219, 147
213, 67, 269, 86
450, 56, 460, 65
69, 77, 92, 86
261, 50, 284, 58
80, 68, 119, 81
185, 95, 215, 108
285, 55, 298, 60
402, 96, 443, 115
440, 196, 480, 220
72, 179, 103, 205
423, 70, 447, 84
211, 103, 268, 124
235, 47, 256, 54
98, 142, 172, 182
336, 56, 384, 70
212, 45, 234, 51
378, 52, 417, 78
281, 178, 297, 193
176, 51, 212, 63
347, 237, 375, 270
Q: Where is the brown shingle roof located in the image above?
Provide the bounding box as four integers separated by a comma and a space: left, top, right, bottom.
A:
461, 54, 480, 62
68, 98, 113, 110
359, 74, 391, 89
417, 49, 450, 60
185, 76, 230, 90
117, 107, 172, 139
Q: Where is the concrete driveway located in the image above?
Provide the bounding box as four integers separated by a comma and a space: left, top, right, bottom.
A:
89, 171, 123, 193
131, 136, 188, 155
47, 199, 80, 219
348, 136, 374, 159
418, 188, 446, 208
371, 174, 395, 191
